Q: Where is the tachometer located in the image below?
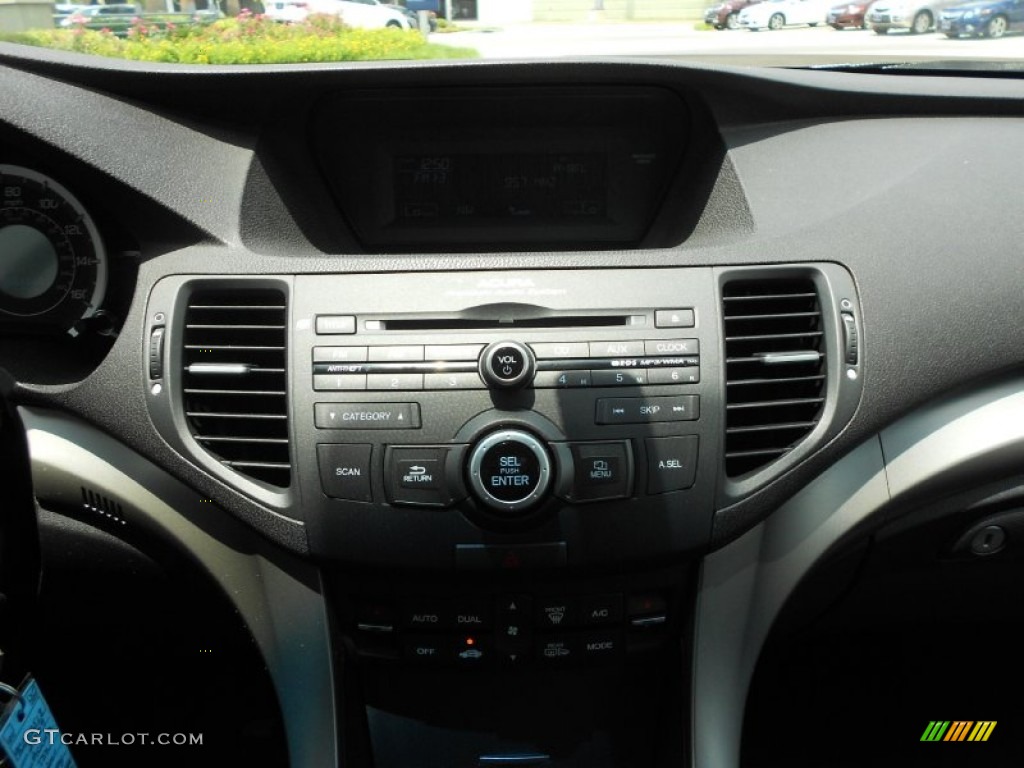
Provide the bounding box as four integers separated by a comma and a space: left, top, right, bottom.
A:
0, 165, 107, 334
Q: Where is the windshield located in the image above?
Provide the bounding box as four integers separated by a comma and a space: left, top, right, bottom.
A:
0, 0, 1021, 68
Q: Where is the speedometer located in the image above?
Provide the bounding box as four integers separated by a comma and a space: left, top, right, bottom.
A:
0, 165, 107, 334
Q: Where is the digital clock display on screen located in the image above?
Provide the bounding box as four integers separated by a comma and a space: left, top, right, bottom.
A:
392, 153, 608, 225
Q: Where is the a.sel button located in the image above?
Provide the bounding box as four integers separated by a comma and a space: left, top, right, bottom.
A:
315, 403, 420, 429
317, 444, 372, 501
646, 436, 699, 494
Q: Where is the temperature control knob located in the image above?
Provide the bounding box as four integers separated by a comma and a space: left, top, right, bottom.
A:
467, 429, 552, 515
479, 341, 535, 390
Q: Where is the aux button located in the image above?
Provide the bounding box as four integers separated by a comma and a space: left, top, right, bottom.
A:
479, 341, 535, 390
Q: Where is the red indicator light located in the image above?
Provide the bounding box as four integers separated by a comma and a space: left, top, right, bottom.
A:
465, 637, 476, 646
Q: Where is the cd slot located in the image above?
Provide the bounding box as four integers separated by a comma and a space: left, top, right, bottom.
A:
377, 315, 637, 331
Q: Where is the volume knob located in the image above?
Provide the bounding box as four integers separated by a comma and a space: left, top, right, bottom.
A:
478, 340, 535, 390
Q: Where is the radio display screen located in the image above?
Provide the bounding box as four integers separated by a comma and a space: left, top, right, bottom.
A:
313, 87, 689, 250
393, 153, 608, 225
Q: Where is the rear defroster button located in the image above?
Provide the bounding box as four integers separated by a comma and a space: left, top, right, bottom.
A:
468, 429, 552, 515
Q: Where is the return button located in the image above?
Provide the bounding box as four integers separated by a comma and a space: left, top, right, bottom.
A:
314, 402, 421, 429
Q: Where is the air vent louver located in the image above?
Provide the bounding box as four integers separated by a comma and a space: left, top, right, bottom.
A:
182, 287, 291, 488
723, 278, 826, 477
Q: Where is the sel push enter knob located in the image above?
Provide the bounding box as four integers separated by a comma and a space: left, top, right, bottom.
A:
467, 429, 552, 515
478, 340, 535, 390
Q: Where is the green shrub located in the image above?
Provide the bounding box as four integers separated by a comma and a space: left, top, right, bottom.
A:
1, 12, 477, 63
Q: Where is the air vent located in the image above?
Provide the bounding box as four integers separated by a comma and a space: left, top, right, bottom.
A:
181, 287, 291, 488
81, 486, 127, 526
723, 278, 826, 477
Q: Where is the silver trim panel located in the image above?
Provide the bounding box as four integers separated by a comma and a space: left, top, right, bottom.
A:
22, 406, 338, 768
693, 377, 1024, 768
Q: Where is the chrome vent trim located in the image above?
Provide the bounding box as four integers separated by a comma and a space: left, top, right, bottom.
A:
723, 278, 826, 477
181, 287, 291, 488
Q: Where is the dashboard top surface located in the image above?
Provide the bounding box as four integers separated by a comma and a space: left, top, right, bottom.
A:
1, 45, 1023, 556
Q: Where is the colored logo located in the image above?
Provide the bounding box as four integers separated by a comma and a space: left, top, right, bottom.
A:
920, 721, 996, 742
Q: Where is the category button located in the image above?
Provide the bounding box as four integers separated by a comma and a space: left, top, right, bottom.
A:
314, 403, 420, 429
316, 444, 372, 501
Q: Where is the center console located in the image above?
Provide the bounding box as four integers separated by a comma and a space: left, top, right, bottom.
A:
144, 263, 859, 767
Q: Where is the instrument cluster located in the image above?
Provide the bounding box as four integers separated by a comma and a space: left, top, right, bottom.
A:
0, 163, 136, 384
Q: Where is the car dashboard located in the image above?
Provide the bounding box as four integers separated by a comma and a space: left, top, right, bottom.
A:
1, 43, 1024, 768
